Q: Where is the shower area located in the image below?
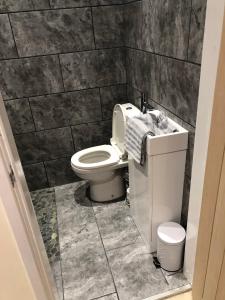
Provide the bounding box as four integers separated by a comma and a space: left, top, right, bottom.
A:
0, 0, 206, 299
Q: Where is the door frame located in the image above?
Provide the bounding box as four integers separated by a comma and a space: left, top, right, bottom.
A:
184, 0, 225, 286
1, 0, 225, 299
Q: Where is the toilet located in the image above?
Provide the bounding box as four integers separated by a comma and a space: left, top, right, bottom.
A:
71, 103, 140, 202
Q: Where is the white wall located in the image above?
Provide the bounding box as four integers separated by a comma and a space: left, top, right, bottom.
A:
184, 0, 225, 283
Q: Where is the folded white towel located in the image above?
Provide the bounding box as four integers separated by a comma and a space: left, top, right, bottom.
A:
125, 110, 176, 164
125, 115, 153, 163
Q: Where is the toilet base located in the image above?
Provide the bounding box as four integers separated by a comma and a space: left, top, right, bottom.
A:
89, 170, 125, 202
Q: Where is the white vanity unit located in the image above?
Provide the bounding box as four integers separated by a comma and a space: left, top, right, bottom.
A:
129, 118, 188, 253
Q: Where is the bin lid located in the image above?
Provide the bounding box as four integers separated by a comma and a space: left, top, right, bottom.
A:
157, 222, 186, 245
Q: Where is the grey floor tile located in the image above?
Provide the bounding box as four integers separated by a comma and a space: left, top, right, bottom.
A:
107, 238, 169, 300
95, 293, 118, 300
161, 269, 188, 289
50, 259, 64, 300
93, 201, 140, 251
31, 188, 60, 263
55, 181, 115, 300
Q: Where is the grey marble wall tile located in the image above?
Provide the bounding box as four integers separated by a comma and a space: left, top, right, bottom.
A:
127, 85, 142, 109
72, 120, 111, 151
107, 238, 169, 300
93, 201, 140, 250
60, 48, 126, 91
93, 5, 125, 48
126, 48, 161, 101
188, 0, 207, 64
15, 127, 74, 164
50, 0, 132, 8
124, 1, 146, 50
4, 98, 35, 134
0, 55, 63, 100
30, 89, 101, 130
100, 85, 127, 120
0, 0, 49, 12
10, 8, 94, 57
153, 0, 190, 59
45, 157, 79, 187
23, 162, 48, 190
50, 0, 91, 8
31, 0, 50, 9
125, 0, 190, 60
0, 15, 17, 60
160, 57, 201, 126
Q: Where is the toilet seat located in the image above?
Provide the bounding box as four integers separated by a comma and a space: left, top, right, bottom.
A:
71, 145, 120, 171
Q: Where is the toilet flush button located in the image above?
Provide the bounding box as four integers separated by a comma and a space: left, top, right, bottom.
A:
126, 107, 132, 110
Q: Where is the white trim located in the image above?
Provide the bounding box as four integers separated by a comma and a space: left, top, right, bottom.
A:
0, 95, 57, 300
184, 0, 225, 283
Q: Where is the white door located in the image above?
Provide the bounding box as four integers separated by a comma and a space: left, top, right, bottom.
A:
0, 93, 57, 300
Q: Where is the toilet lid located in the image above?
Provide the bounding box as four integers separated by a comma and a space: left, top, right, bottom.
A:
157, 222, 186, 245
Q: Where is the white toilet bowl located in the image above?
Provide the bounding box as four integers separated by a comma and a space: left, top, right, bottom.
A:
71, 103, 140, 202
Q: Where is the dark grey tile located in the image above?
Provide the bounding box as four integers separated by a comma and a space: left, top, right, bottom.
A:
10, 8, 94, 57
30, 89, 102, 130
72, 120, 111, 151
153, 0, 190, 59
50, 0, 91, 8
127, 85, 142, 109
93, 5, 125, 48
124, 1, 146, 49
126, 48, 161, 102
188, 0, 207, 64
45, 157, 79, 187
100, 85, 127, 120
125, 0, 190, 60
181, 175, 191, 228
107, 238, 169, 300
15, 127, 74, 164
55, 182, 115, 300
60, 48, 126, 91
160, 57, 201, 126
4, 98, 35, 134
93, 201, 140, 251
0, 0, 49, 12
50, 0, 132, 8
32, 0, 51, 9
23, 162, 48, 191
0, 55, 63, 100
0, 14, 17, 60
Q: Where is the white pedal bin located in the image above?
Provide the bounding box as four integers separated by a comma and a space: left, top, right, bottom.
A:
157, 222, 186, 272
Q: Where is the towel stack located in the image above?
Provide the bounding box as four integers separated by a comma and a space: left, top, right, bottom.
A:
125, 110, 176, 164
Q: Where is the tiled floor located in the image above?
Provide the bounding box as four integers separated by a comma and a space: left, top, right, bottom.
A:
31, 182, 189, 300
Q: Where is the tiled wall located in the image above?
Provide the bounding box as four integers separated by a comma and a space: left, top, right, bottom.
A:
0, 1, 129, 190
1, 0, 207, 225
125, 0, 207, 226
